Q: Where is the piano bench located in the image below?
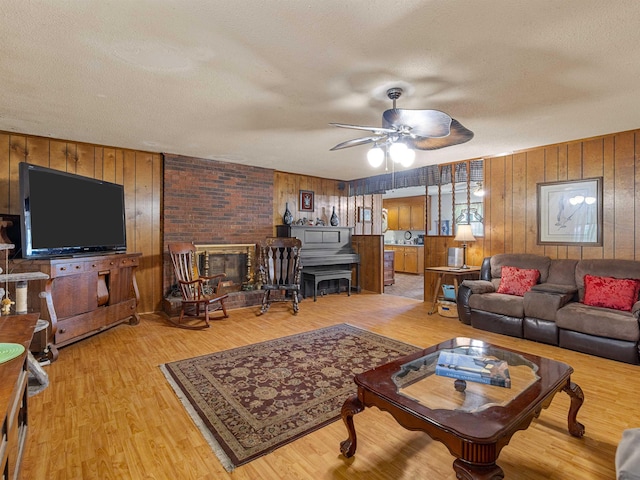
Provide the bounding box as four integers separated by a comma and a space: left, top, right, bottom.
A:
303, 269, 352, 301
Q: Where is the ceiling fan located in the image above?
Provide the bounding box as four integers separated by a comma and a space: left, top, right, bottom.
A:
329, 87, 473, 167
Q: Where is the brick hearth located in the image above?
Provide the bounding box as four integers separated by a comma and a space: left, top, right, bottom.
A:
163, 289, 265, 316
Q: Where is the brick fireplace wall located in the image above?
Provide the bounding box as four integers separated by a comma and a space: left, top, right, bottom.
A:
163, 153, 274, 306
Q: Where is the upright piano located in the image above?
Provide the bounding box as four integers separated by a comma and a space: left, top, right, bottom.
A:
276, 225, 360, 297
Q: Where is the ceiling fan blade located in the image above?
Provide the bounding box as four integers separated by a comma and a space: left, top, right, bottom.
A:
408, 119, 474, 150
329, 135, 384, 151
330, 123, 397, 135
382, 109, 452, 138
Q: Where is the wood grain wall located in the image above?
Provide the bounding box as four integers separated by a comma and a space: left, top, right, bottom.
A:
352, 234, 384, 293
273, 172, 384, 294
0, 132, 162, 314
273, 171, 382, 234
482, 130, 639, 260
424, 128, 640, 300
3, 127, 637, 314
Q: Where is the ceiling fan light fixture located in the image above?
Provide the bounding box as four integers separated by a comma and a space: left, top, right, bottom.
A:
400, 148, 415, 167
389, 142, 408, 163
367, 145, 385, 167
389, 141, 415, 167
329, 86, 473, 166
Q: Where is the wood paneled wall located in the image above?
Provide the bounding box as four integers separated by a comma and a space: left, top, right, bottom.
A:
482, 130, 639, 260
0, 132, 162, 314
273, 172, 384, 294
273, 171, 382, 234
4, 127, 636, 314
424, 128, 640, 300
352, 234, 384, 293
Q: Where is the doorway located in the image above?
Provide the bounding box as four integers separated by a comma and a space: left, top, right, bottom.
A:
382, 186, 426, 301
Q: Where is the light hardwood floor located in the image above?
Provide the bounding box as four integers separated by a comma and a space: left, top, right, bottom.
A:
21, 292, 638, 479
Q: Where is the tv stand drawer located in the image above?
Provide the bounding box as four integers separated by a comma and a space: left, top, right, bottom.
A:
51, 261, 86, 277
55, 309, 106, 345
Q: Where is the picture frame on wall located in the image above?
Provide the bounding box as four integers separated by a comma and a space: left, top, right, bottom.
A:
537, 177, 603, 246
358, 207, 372, 223
299, 190, 314, 211
454, 202, 484, 237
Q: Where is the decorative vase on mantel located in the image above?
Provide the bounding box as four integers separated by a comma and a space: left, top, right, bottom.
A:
330, 206, 339, 226
283, 202, 293, 225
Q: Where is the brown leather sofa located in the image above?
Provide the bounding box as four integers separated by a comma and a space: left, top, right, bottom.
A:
457, 253, 640, 364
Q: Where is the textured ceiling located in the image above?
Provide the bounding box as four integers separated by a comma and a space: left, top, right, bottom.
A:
2, 1, 639, 181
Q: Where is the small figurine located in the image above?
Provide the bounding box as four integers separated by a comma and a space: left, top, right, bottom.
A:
1, 294, 14, 315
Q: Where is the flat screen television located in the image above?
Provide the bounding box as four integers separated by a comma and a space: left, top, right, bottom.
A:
19, 162, 127, 258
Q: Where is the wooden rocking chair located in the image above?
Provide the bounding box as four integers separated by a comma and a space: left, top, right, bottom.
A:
168, 242, 229, 329
256, 237, 303, 315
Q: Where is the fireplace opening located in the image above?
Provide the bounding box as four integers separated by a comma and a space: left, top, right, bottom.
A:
164, 243, 262, 316
195, 244, 256, 294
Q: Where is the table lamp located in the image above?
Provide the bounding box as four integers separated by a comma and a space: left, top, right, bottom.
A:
454, 224, 476, 269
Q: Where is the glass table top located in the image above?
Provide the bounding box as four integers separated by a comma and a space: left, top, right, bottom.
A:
392, 341, 540, 413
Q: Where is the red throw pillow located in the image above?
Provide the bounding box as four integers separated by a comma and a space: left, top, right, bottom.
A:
496, 266, 540, 296
583, 274, 640, 312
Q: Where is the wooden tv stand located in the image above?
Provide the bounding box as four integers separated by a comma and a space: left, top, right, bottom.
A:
11, 252, 141, 358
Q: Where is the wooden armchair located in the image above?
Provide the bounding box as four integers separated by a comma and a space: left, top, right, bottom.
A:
168, 242, 229, 329
256, 237, 302, 315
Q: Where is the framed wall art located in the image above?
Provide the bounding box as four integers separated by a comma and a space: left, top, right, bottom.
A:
537, 177, 602, 246
299, 190, 314, 212
358, 207, 372, 223
454, 202, 484, 237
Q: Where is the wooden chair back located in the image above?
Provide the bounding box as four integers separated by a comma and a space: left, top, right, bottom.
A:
168, 242, 228, 328
256, 237, 302, 314
170, 242, 206, 301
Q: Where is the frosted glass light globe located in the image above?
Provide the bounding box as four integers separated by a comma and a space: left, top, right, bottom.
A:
367, 146, 384, 167
400, 148, 415, 167
389, 142, 408, 163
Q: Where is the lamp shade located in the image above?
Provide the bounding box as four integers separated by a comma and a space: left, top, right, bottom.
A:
454, 224, 476, 242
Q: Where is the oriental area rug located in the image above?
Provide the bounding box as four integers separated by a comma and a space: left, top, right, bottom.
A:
160, 323, 420, 471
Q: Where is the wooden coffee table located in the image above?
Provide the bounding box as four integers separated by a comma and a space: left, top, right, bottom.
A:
340, 337, 584, 479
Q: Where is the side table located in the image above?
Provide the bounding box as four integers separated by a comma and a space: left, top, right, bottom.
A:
424, 266, 481, 315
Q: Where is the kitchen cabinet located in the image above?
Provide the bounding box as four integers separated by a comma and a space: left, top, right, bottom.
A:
410, 202, 426, 230
388, 246, 404, 271
387, 206, 399, 231
383, 197, 425, 231
398, 205, 411, 230
404, 247, 418, 273
387, 245, 424, 274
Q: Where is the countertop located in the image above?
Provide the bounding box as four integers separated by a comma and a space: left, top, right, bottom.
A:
384, 243, 424, 247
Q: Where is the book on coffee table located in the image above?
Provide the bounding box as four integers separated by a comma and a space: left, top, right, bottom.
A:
436, 351, 511, 388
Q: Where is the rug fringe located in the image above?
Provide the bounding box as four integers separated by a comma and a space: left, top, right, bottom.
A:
159, 364, 236, 472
